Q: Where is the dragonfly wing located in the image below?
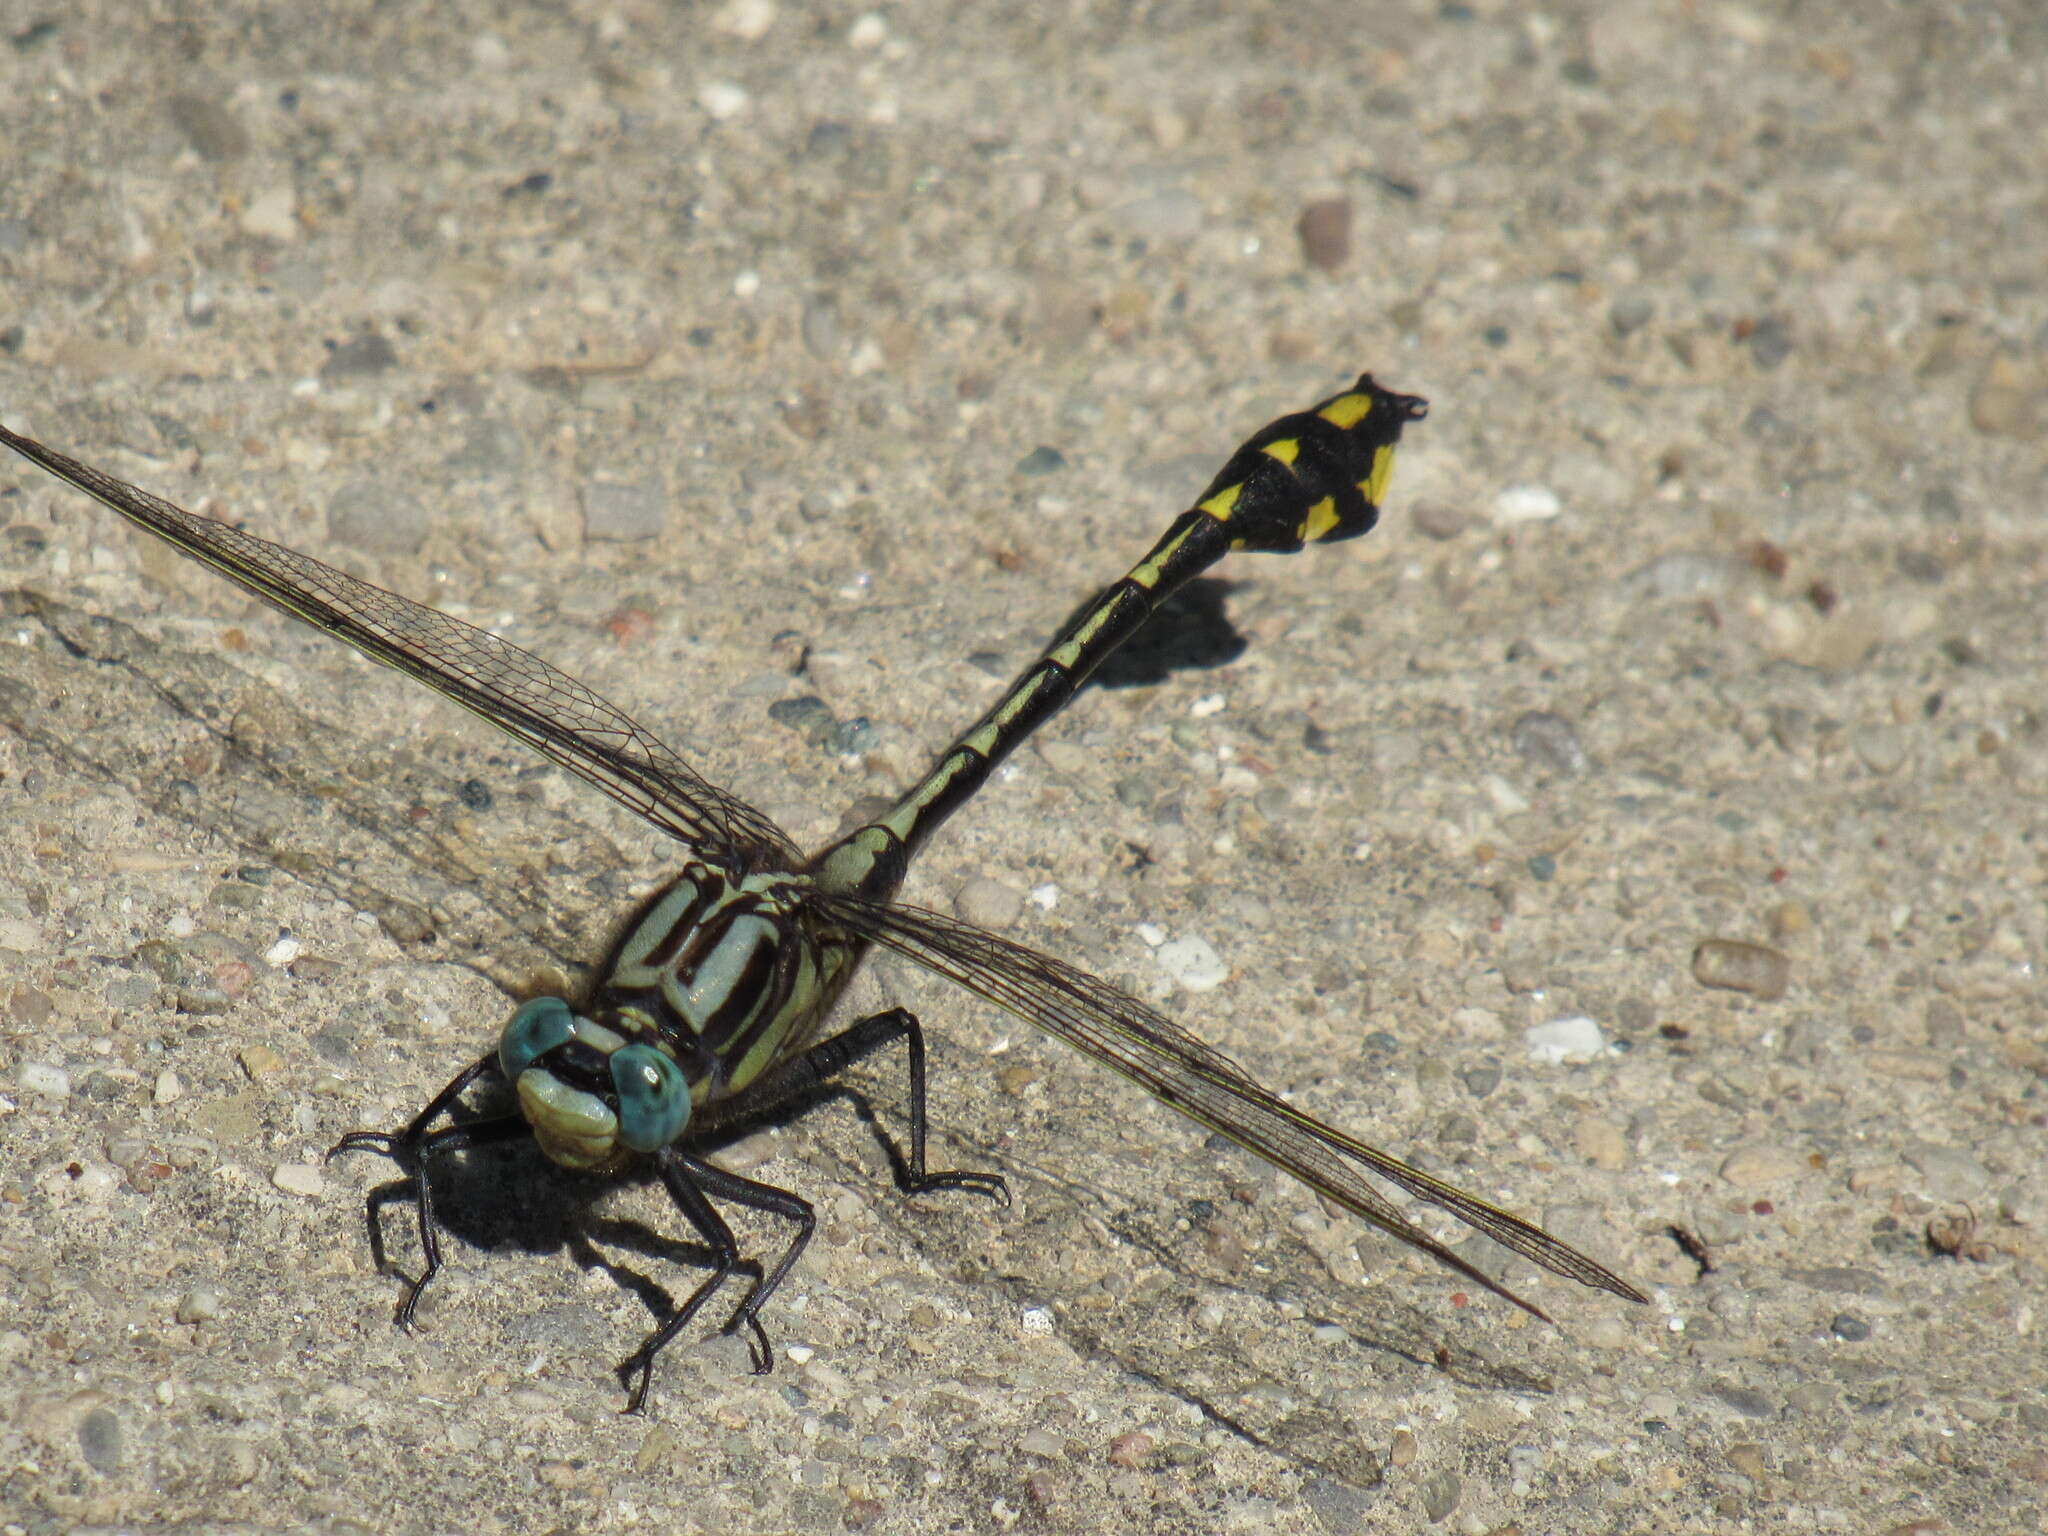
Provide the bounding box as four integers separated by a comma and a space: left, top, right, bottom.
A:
3, 587, 646, 990
0, 425, 800, 869
817, 892, 1648, 1314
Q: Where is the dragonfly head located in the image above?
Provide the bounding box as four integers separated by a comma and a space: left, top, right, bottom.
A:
498, 997, 693, 1170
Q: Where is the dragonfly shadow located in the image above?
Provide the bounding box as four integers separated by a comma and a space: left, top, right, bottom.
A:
1070, 577, 1246, 690
347, 1071, 937, 1336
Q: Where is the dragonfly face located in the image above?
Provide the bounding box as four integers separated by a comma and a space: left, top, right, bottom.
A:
501, 863, 864, 1171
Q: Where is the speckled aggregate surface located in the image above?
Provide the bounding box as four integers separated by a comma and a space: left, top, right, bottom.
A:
1, 4, 2044, 1533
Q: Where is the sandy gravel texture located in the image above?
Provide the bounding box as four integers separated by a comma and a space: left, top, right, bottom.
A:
1, 3, 2043, 1533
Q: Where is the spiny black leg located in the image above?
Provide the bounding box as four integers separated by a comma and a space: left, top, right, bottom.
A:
677, 1154, 817, 1371
327, 1052, 526, 1326
708, 1007, 1008, 1206
616, 1149, 768, 1414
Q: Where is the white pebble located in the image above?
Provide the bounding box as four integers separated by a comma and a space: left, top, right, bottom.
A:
1134, 922, 1168, 948
155, 1069, 183, 1104
847, 11, 888, 48
1493, 483, 1562, 523
698, 80, 752, 121
19, 1062, 70, 1098
1027, 883, 1059, 912
264, 936, 303, 968
1524, 1015, 1608, 1064
713, 0, 777, 40
1189, 692, 1226, 719
239, 182, 298, 242
1019, 1305, 1055, 1335
1156, 935, 1229, 992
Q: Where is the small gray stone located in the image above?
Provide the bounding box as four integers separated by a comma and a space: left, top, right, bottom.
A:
1418, 1467, 1461, 1522
1609, 292, 1654, 336
167, 93, 249, 160
954, 876, 1024, 930
175, 1285, 222, 1324
581, 480, 666, 542
327, 478, 429, 556
1105, 189, 1203, 241
320, 332, 398, 380
1511, 710, 1589, 775
1718, 1143, 1806, 1187
1902, 1141, 1991, 1200
79, 1406, 123, 1472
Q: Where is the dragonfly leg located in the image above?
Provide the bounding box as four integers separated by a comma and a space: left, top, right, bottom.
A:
721, 1007, 1009, 1206
616, 1149, 812, 1412
327, 1052, 528, 1326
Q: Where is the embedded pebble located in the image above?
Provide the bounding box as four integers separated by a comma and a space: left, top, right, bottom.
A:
1718, 1143, 1805, 1187
954, 876, 1024, 930
19, 1062, 71, 1097
1609, 292, 1654, 336
1155, 936, 1228, 991
1105, 189, 1203, 241
241, 183, 300, 240
328, 479, 428, 556
271, 1162, 326, 1198
1902, 1142, 1990, 1200
1492, 483, 1561, 523
1296, 198, 1351, 270
1624, 551, 1739, 600
78, 1406, 123, 1473
1511, 710, 1589, 775
1692, 939, 1791, 1000
698, 80, 752, 120
1107, 1431, 1154, 1468
1419, 1468, 1462, 1521
319, 332, 398, 381
1851, 725, 1909, 776
1018, 1427, 1063, 1458
264, 936, 304, 968
713, 0, 777, 40
1524, 1016, 1607, 1064
175, 1285, 221, 1324
581, 480, 666, 542
167, 93, 249, 160
1574, 1114, 1628, 1170
239, 1044, 288, 1081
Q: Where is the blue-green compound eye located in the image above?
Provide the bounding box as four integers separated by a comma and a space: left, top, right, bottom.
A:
499, 997, 575, 1083
611, 1042, 691, 1153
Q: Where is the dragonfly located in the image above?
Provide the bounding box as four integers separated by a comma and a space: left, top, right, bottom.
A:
0, 375, 1645, 1411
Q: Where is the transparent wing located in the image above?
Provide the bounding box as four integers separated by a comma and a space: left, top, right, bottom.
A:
817, 891, 1648, 1317
0, 424, 800, 870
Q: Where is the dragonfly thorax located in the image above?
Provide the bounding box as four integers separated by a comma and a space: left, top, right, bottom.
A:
498, 863, 856, 1171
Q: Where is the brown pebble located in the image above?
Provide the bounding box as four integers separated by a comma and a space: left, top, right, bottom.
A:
1107, 1431, 1154, 1467
1296, 198, 1352, 271
1691, 939, 1791, 1000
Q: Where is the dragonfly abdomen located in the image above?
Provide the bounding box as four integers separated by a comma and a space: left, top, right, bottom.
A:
811, 375, 1428, 902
